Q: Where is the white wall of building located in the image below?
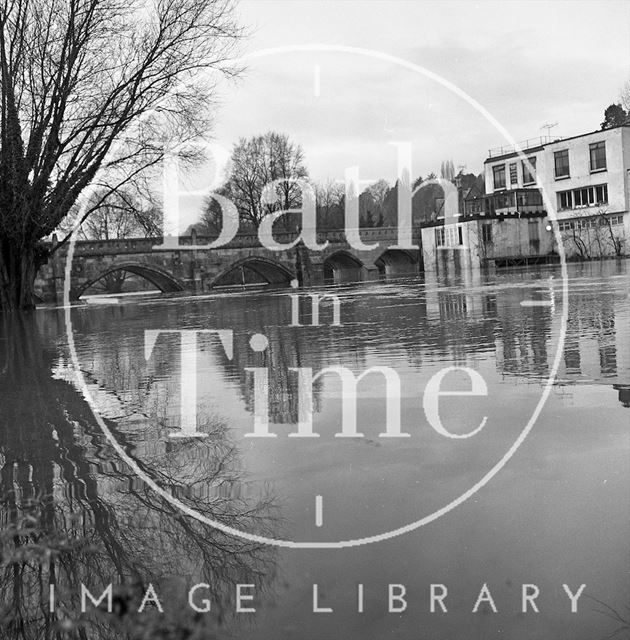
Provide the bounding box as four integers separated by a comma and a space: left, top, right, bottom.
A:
484, 147, 545, 194
542, 126, 628, 219
483, 126, 630, 259
421, 221, 476, 275
421, 217, 555, 273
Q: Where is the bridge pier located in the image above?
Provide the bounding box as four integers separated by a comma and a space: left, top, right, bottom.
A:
363, 264, 381, 280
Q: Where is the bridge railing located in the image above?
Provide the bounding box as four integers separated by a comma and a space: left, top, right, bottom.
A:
49, 227, 417, 255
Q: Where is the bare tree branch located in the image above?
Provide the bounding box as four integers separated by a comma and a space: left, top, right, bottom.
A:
0, 0, 244, 310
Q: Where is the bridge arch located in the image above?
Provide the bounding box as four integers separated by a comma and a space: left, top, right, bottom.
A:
374, 248, 420, 276
210, 257, 295, 288
323, 250, 364, 283
73, 263, 185, 299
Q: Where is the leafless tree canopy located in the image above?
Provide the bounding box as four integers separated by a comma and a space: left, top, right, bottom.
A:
561, 207, 626, 260
81, 190, 160, 240
203, 131, 308, 231
313, 179, 345, 229
0, 0, 243, 310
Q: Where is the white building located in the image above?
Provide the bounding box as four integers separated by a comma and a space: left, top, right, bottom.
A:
484, 124, 630, 259
421, 154, 555, 274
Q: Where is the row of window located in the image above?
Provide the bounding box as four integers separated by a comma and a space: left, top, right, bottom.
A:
557, 184, 608, 210
435, 215, 624, 243
494, 189, 544, 210
435, 225, 464, 247
493, 157, 536, 190
492, 141, 608, 190
557, 214, 624, 232
554, 141, 606, 179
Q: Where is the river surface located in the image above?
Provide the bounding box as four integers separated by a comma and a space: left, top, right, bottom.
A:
1, 260, 629, 639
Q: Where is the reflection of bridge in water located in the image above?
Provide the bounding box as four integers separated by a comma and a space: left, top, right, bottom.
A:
66, 261, 630, 437
35, 227, 423, 302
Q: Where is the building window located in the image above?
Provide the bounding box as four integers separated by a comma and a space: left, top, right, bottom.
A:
522, 157, 536, 184
435, 225, 463, 247
589, 142, 606, 172
494, 192, 514, 210
558, 191, 573, 210
517, 190, 543, 208
482, 223, 493, 243
558, 214, 623, 232
509, 163, 518, 185
554, 150, 570, 179
595, 184, 608, 203
493, 164, 506, 190
574, 188, 590, 207
557, 184, 607, 211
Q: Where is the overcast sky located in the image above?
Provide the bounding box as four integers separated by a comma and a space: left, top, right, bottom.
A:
183, 0, 630, 219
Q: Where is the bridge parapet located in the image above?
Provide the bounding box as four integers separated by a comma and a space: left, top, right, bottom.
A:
35, 226, 422, 304
46, 226, 411, 257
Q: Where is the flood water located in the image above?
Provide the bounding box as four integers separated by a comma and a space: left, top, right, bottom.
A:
1, 259, 629, 639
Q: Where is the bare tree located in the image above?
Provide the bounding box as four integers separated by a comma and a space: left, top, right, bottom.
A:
560, 209, 627, 260
82, 191, 160, 241
0, 0, 243, 311
203, 131, 308, 231
80, 190, 162, 293
314, 179, 344, 230
364, 178, 389, 227
563, 224, 591, 260
366, 179, 389, 212
595, 207, 625, 257
620, 79, 630, 112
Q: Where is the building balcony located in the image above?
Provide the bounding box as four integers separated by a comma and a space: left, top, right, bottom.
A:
463, 188, 546, 218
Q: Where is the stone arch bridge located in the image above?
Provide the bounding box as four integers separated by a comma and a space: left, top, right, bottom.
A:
35, 227, 422, 303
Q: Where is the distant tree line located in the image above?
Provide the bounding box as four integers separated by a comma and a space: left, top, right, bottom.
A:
197, 131, 483, 235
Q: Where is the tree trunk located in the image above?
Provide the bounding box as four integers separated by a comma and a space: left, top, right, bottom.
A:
0, 239, 41, 312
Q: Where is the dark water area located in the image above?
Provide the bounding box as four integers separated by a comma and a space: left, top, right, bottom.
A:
0, 259, 628, 639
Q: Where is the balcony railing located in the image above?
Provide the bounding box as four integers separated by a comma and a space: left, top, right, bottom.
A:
463, 188, 545, 217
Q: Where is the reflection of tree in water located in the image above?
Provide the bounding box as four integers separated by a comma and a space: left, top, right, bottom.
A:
216, 288, 501, 422
209, 294, 325, 425
70, 285, 554, 426
0, 315, 278, 639
586, 594, 630, 639
235, 325, 313, 424
67, 274, 628, 428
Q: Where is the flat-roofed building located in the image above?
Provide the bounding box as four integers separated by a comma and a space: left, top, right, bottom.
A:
484, 125, 630, 260
421, 125, 630, 274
